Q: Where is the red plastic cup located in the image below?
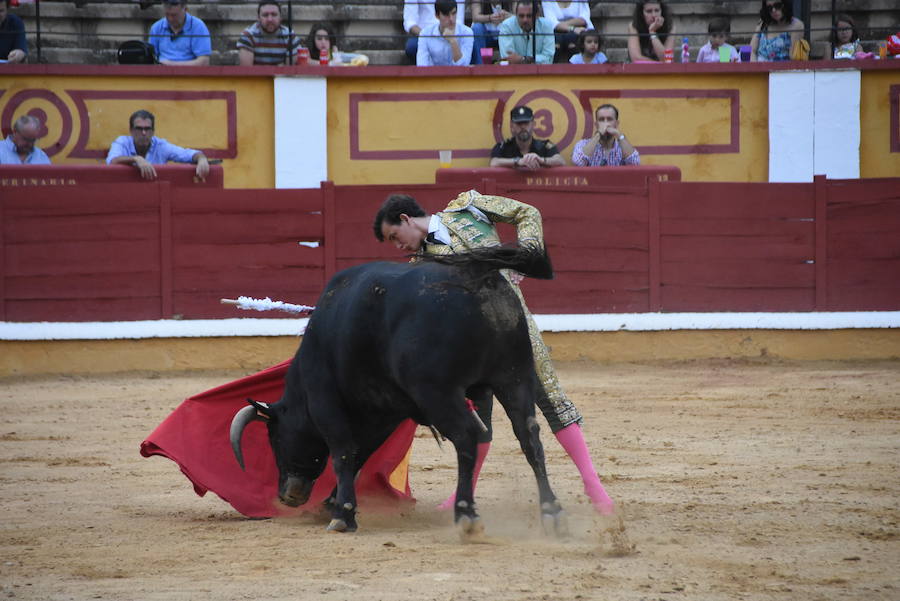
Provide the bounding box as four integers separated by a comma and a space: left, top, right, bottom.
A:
480, 47, 493, 64
296, 47, 309, 65
319, 50, 329, 65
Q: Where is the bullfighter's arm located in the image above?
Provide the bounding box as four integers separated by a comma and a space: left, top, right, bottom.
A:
466, 193, 545, 248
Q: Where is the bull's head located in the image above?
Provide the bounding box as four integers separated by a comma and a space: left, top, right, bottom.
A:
230, 398, 329, 507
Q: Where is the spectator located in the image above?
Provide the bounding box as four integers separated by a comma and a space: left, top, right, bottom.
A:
831, 14, 863, 59
571, 104, 639, 167
696, 17, 739, 63
304, 22, 368, 66
0, 0, 26, 63
569, 28, 607, 64
750, 0, 804, 62
471, 1, 512, 63
542, 0, 594, 63
237, 1, 301, 66
403, 0, 465, 64
498, 1, 554, 65
490, 105, 564, 169
148, 0, 211, 66
0, 115, 51, 164
417, 0, 473, 66
627, 1, 675, 63
106, 109, 209, 181
306, 22, 336, 64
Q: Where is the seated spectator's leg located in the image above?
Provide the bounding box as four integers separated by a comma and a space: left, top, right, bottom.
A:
405, 36, 418, 64
553, 31, 578, 63
471, 22, 487, 65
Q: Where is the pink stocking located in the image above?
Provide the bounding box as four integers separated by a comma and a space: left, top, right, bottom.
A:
437, 442, 491, 511
554, 423, 614, 515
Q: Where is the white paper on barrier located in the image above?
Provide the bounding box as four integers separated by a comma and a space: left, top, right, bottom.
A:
274, 76, 327, 188
769, 71, 815, 182
813, 70, 860, 180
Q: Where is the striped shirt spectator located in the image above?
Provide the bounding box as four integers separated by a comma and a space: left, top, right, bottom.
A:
237, 2, 302, 66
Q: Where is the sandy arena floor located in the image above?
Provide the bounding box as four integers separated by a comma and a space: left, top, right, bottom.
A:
1, 359, 898, 601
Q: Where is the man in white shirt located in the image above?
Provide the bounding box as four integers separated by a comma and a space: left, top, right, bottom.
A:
403, 0, 466, 63
416, 0, 473, 66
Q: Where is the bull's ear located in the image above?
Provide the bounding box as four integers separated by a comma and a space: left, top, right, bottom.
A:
247, 398, 272, 420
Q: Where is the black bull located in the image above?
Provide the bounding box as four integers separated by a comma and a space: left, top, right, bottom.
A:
230, 245, 566, 535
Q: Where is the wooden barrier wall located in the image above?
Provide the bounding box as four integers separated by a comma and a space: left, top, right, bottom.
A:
1, 168, 898, 322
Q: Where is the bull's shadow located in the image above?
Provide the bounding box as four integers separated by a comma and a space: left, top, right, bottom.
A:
231, 245, 567, 539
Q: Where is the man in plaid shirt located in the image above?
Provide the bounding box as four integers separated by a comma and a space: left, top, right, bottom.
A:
571, 104, 640, 166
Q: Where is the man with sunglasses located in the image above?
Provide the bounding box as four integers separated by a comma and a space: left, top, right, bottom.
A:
0, 115, 51, 165
148, 0, 211, 66
106, 109, 209, 181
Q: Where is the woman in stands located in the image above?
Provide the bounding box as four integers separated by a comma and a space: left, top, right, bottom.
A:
750, 0, 804, 62
627, 1, 675, 63
306, 21, 368, 66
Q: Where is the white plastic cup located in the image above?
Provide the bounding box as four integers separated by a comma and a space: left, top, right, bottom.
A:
439, 150, 452, 168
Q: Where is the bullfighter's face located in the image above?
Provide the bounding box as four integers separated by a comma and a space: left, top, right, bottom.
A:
380, 214, 427, 252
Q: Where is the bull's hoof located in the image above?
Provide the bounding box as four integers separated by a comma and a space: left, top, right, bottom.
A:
456, 515, 486, 544
326, 518, 357, 533
541, 507, 569, 538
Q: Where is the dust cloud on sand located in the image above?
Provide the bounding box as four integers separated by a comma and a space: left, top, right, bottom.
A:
1, 360, 898, 600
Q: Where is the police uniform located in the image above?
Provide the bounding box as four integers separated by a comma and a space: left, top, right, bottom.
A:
420, 189, 582, 432
490, 105, 561, 162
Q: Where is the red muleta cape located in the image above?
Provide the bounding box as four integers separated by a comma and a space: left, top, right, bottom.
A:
140, 360, 417, 518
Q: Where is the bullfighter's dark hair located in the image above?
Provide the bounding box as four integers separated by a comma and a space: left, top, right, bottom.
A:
258, 1, 281, 14
708, 17, 730, 35
576, 29, 602, 54
129, 109, 155, 130
434, 0, 457, 16
759, 0, 793, 26
373, 194, 427, 241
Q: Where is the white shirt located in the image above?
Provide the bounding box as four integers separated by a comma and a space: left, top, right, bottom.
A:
403, 1, 467, 33
541, 0, 594, 32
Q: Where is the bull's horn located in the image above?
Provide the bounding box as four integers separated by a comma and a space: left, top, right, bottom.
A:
230, 405, 263, 470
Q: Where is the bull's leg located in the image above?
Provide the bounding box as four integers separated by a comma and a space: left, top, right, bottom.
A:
323, 418, 404, 532
495, 379, 566, 537
327, 440, 361, 532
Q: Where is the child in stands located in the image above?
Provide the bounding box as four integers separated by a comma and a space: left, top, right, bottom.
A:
696, 17, 739, 62
569, 29, 607, 64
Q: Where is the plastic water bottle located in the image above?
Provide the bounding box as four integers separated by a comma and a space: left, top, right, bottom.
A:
681, 37, 690, 63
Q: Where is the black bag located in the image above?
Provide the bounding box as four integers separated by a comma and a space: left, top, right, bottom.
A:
117, 41, 156, 65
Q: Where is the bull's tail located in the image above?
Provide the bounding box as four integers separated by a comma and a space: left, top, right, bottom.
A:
421, 244, 553, 280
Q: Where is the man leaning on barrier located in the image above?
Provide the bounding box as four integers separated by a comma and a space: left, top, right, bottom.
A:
106, 110, 209, 181
0, 115, 51, 165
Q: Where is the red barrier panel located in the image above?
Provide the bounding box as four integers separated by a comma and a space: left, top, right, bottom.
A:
1, 175, 898, 322
435, 166, 681, 191
659, 181, 817, 312
0, 164, 224, 189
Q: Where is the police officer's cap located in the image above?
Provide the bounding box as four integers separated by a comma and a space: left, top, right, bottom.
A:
510, 106, 534, 122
